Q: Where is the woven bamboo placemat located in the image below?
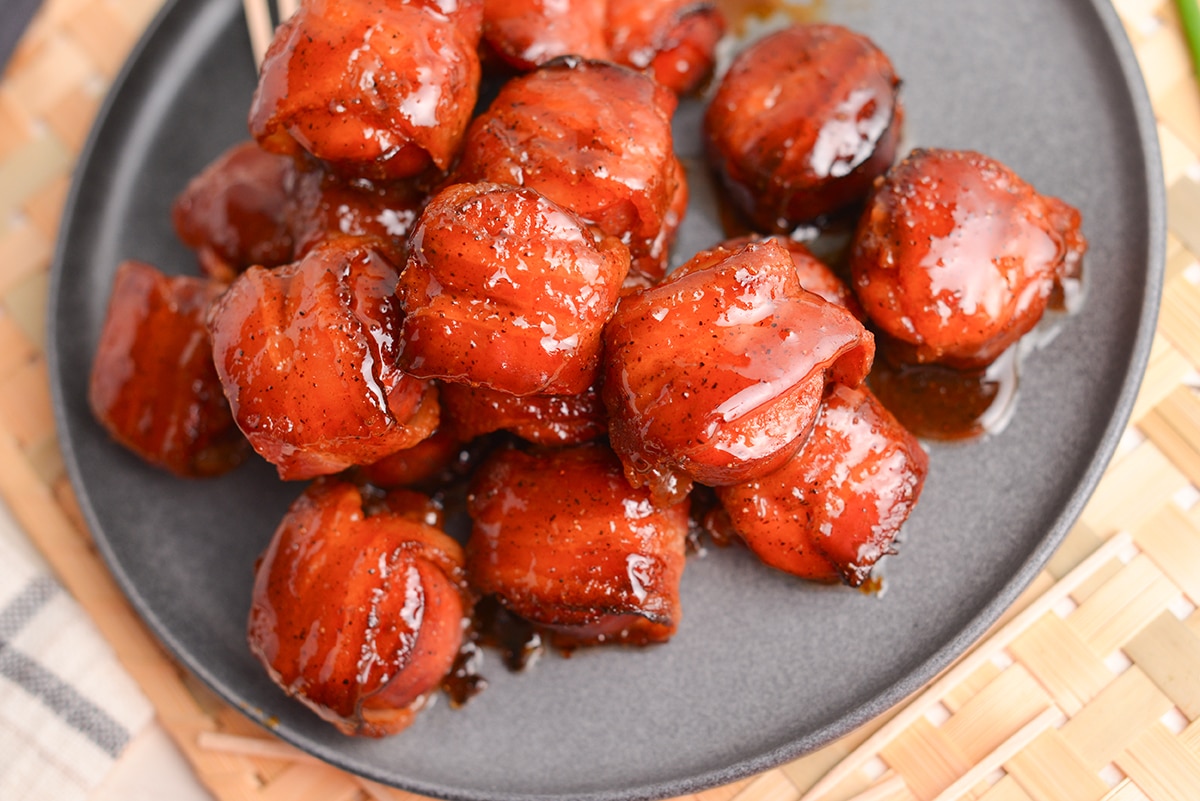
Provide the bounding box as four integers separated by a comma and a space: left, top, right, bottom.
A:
2, 1, 1198, 799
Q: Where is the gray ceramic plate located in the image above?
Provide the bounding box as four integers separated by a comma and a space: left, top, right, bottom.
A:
49, 1, 1164, 799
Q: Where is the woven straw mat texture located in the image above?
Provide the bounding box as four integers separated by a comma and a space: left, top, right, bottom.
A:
2, 1, 1200, 800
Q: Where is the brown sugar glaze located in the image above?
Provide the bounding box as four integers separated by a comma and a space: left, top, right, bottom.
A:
868, 347, 1020, 442
865, 262, 1082, 442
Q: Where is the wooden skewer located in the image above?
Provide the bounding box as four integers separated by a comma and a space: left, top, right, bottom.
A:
244, 0, 301, 67
243, 0, 274, 66
278, 0, 301, 21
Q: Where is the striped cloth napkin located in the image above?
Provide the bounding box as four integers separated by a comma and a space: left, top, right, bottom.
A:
0, 500, 153, 801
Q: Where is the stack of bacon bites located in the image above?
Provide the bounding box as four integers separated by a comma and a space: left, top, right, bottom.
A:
87, 0, 1085, 736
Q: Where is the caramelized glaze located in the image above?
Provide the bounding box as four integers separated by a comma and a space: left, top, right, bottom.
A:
714, 0, 825, 32
868, 344, 1019, 441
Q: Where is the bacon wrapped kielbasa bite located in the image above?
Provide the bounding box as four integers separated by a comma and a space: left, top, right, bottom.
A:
605, 0, 724, 95
480, 0, 722, 94
88, 261, 249, 477
208, 237, 438, 480
171, 141, 296, 282
602, 239, 875, 504
716, 384, 927, 587
80, 0, 1085, 734
285, 156, 431, 268
705, 23, 902, 231
396, 182, 630, 396
248, 479, 469, 737
850, 147, 1087, 370
249, 0, 481, 181
452, 58, 682, 284
467, 443, 689, 646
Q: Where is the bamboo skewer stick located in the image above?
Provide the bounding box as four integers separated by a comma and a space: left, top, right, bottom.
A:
243, 0, 301, 66
242, 0, 274, 66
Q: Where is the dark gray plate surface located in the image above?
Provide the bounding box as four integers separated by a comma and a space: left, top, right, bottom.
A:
49, 1, 1164, 799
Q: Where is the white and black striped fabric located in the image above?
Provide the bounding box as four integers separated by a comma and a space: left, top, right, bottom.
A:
0, 503, 152, 801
